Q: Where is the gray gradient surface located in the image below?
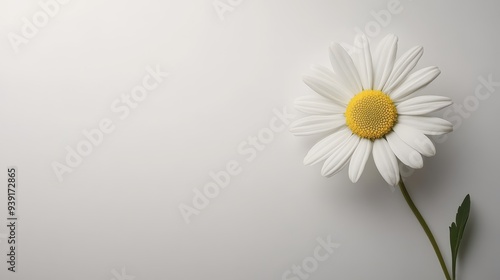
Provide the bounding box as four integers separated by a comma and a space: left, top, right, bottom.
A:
0, 0, 499, 279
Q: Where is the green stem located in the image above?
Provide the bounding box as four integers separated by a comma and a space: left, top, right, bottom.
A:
398, 177, 451, 280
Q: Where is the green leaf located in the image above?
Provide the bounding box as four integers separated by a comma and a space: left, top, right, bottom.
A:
449, 194, 471, 280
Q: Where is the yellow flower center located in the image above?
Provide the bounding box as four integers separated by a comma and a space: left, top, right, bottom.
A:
345, 90, 397, 140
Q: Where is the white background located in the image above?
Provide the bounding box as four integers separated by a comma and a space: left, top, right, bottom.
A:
0, 0, 499, 279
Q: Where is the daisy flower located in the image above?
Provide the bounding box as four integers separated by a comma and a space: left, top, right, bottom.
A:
291, 34, 453, 186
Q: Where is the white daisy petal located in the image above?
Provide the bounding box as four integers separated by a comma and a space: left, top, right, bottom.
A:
386, 132, 423, 169
309, 64, 336, 82
383, 46, 424, 94
321, 135, 360, 177
329, 43, 363, 94
372, 138, 400, 186
348, 138, 373, 183
304, 128, 352, 165
290, 114, 345, 136
390, 66, 441, 101
347, 44, 361, 79
303, 75, 350, 105
398, 115, 453, 135
373, 34, 398, 90
393, 124, 436, 157
294, 96, 345, 114
310, 65, 355, 100
353, 34, 374, 90
372, 34, 391, 59
397, 95, 453, 115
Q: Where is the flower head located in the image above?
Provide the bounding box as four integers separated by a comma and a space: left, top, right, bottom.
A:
291, 34, 453, 185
